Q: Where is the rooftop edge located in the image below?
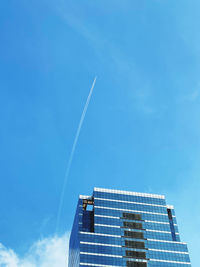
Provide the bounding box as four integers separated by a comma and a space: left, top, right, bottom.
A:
94, 187, 165, 199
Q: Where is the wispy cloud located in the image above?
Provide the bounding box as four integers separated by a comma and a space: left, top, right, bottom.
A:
186, 89, 199, 101
132, 85, 156, 115
0, 233, 69, 267
179, 88, 200, 103
47, 0, 156, 115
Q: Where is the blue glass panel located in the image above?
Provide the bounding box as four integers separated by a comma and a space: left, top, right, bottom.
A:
148, 261, 191, 267
95, 207, 169, 223
94, 191, 166, 206
95, 199, 167, 214
147, 240, 188, 252
69, 191, 191, 267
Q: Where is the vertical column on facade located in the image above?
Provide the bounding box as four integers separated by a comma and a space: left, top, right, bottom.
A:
167, 207, 177, 241
121, 212, 148, 267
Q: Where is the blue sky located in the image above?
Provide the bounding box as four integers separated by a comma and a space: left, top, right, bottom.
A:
0, 0, 200, 266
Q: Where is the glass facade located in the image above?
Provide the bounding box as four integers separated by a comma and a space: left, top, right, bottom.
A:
68, 187, 191, 267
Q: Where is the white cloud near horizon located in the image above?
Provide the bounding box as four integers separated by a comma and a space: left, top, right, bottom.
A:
0, 233, 69, 267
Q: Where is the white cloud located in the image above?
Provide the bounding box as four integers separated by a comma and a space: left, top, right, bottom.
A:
0, 233, 69, 267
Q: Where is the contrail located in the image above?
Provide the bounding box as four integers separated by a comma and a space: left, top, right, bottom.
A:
56, 77, 97, 233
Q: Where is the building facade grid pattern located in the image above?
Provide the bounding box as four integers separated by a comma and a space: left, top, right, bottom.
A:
68, 188, 191, 267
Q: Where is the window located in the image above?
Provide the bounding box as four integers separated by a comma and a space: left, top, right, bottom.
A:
125, 250, 146, 259
125, 240, 145, 249
123, 213, 142, 221
123, 221, 143, 230
126, 261, 147, 267
124, 231, 144, 239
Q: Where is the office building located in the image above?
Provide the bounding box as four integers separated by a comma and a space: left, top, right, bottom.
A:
68, 187, 191, 267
